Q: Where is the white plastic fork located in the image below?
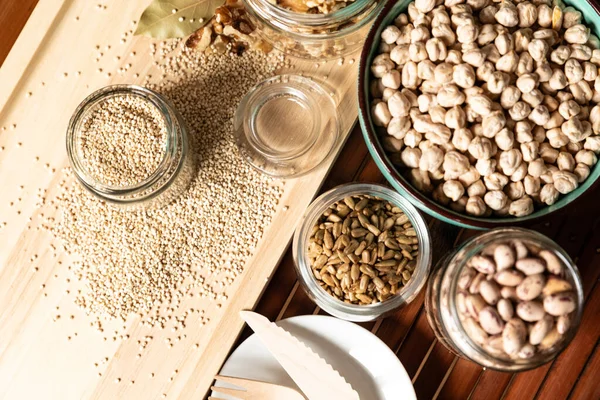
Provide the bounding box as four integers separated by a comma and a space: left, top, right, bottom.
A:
210, 375, 305, 400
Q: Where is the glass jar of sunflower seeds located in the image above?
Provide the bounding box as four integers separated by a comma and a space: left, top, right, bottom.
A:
425, 228, 584, 371
66, 85, 194, 210
293, 183, 432, 321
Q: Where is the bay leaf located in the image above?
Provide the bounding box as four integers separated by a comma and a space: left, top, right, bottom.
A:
135, 0, 225, 39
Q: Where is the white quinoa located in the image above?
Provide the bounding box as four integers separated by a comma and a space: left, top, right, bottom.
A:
79, 94, 168, 187
51, 43, 287, 320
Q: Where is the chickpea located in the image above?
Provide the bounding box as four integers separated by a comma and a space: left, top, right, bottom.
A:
528, 39, 549, 62
529, 105, 550, 126
564, 24, 590, 45
574, 163, 591, 182
570, 44, 592, 61
477, 61, 496, 81
372, 102, 392, 127
509, 196, 534, 217
419, 145, 445, 172
535, 62, 553, 84
381, 25, 402, 44
452, 127, 474, 152
387, 116, 411, 139
466, 196, 488, 216
463, 48, 487, 67
506, 180, 525, 200
527, 158, 546, 178
564, 59, 584, 84
476, 158, 497, 177
523, 175, 541, 196
495, 2, 519, 28
540, 183, 560, 205
484, 172, 510, 190
402, 61, 421, 89
514, 28, 533, 53
584, 135, 600, 152
517, 2, 537, 28
371, 53, 395, 78
446, 106, 467, 129
443, 180, 465, 201
522, 89, 544, 108
509, 101, 532, 121
495, 33, 514, 55
496, 51, 519, 73
552, 170, 579, 194
484, 190, 509, 210
429, 105, 447, 124
438, 84, 466, 107
557, 151, 576, 172
488, 71, 510, 93
445, 49, 463, 64
457, 23, 480, 45
444, 151, 471, 179
575, 149, 598, 167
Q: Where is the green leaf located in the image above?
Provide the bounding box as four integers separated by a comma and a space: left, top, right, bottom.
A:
135, 0, 225, 39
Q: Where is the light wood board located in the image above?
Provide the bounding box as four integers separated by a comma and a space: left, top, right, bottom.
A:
0, 0, 360, 398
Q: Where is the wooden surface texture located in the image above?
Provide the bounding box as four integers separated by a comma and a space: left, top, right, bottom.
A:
2, 1, 600, 399
0, 0, 359, 398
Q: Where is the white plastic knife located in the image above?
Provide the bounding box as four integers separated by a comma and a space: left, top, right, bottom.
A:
240, 311, 360, 400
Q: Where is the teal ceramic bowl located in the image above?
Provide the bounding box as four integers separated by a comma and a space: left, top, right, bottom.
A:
358, 0, 600, 229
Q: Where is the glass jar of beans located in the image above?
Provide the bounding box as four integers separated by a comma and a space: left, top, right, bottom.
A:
67, 85, 194, 209
425, 227, 584, 371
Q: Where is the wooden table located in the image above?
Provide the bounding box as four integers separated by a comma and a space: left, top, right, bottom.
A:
2, 3, 599, 399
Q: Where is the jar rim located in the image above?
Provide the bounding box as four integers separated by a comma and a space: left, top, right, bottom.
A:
443, 227, 585, 371
292, 183, 432, 321
66, 85, 188, 205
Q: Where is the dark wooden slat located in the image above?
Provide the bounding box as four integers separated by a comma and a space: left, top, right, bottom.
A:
412, 341, 455, 399
375, 290, 425, 351
568, 341, 600, 400
397, 309, 436, 379
353, 155, 385, 183
321, 124, 369, 191
467, 371, 512, 400
0, 0, 38, 67
396, 221, 463, 394
280, 284, 319, 319
435, 358, 482, 400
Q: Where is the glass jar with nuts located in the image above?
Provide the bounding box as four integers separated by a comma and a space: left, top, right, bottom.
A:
293, 183, 431, 321
243, 0, 385, 59
425, 227, 584, 371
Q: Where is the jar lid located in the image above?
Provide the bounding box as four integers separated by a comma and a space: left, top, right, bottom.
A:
233, 75, 339, 178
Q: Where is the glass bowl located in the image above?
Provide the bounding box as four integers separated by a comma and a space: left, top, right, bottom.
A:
292, 182, 432, 321
243, 0, 385, 59
357, 0, 600, 229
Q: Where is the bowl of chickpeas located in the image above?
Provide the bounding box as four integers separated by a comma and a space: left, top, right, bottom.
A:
358, 0, 600, 229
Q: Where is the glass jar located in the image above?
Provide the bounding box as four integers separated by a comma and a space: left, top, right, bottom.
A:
66, 85, 194, 210
293, 183, 432, 321
425, 227, 584, 371
243, 0, 385, 59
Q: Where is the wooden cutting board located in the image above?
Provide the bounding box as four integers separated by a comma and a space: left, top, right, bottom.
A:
0, 1, 360, 398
